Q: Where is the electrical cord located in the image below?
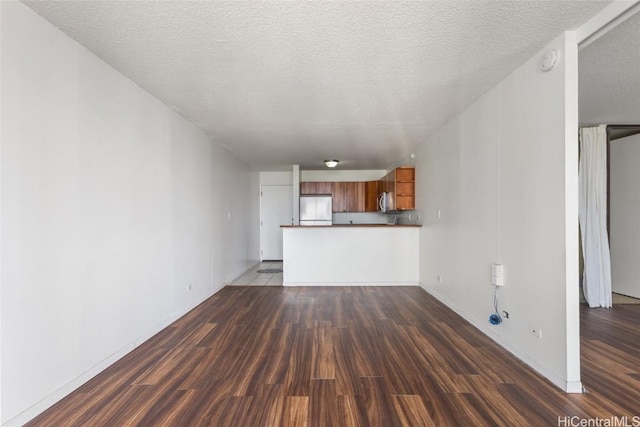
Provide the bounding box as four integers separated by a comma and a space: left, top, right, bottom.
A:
489, 286, 503, 325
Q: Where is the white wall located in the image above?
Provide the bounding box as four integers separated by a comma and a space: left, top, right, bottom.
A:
610, 133, 640, 299
293, 165, 300, 225
260, 171, 293, 186
301, 169, 386, 182
0, 2, 258, 424
417, 32, 580, 392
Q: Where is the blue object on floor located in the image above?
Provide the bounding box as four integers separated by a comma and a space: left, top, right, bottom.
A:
489, 313, 502, 325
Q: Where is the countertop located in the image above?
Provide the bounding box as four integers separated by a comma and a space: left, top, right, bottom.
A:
281, 224, 422, 228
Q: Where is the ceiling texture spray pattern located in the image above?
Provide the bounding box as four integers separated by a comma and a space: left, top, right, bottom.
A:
579, 8, 640, 126
24, 1, 609, 170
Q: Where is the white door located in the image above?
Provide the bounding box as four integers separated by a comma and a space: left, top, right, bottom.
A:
261, 185, 293, 260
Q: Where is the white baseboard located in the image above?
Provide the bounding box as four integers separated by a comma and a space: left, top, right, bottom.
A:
420, 284, 583, 394
4, 343, 136, 427
5, 284, 226, 427
565, 381, 584, 394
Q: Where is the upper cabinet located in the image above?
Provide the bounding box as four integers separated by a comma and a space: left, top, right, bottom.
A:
364, 181, 379, 212
299, 168, 414, 213
300, 181, 332, 195
300, 181, 365, 212
394, 167, 416, 211
381, 167, 415, 211
331, 182, 364, 212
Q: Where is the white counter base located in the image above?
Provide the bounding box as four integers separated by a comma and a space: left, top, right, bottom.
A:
282, 226, 419, 286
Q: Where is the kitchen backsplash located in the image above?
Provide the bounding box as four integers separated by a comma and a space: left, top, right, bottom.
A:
332, 212, 386, 225
332, 210, 423, 225
391, 209, 423, 225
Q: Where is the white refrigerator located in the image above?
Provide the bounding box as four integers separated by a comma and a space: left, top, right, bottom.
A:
299, 195, 332, 226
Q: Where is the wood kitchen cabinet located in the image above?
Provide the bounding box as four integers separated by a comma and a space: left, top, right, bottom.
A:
330, 182, 346, 212
380, 170, 395, 210
301, 180, 378, 212
380, 167, 415, 211
364, 181, 379, 212
299, 182, 312, 195
331, 182, 364, 212
395, 167, 415, 210
300, 182, 315, 195
351, 182, 365, 212
300, 182, 332, 195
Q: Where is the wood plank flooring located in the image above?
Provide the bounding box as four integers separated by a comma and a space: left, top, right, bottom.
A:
26, 287, 640, 426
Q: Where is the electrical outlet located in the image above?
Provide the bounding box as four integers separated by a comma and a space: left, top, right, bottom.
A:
529, 325, 542, 339
187, 282, 193, 292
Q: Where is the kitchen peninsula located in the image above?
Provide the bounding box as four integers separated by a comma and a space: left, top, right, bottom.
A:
281, 224, 420, 286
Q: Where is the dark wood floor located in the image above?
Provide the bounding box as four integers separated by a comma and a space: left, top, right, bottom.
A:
26, 286, 640, 426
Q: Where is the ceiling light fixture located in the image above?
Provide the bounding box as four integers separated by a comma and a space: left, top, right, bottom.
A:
324, 160, 339, 168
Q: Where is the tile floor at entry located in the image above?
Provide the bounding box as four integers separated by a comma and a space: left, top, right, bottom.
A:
230, 261, 283, 286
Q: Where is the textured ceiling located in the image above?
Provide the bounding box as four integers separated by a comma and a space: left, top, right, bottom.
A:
23, 1, 610, 171
579, 8, 640, 126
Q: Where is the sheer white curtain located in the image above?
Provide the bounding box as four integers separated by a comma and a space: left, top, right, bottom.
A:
579, 126, 612, 308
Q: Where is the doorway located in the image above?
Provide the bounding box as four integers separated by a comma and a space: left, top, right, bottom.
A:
578, 3, 640, 395
608, 128, 640, 299
260, 185, 293, 261
579, 5, 640, 304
